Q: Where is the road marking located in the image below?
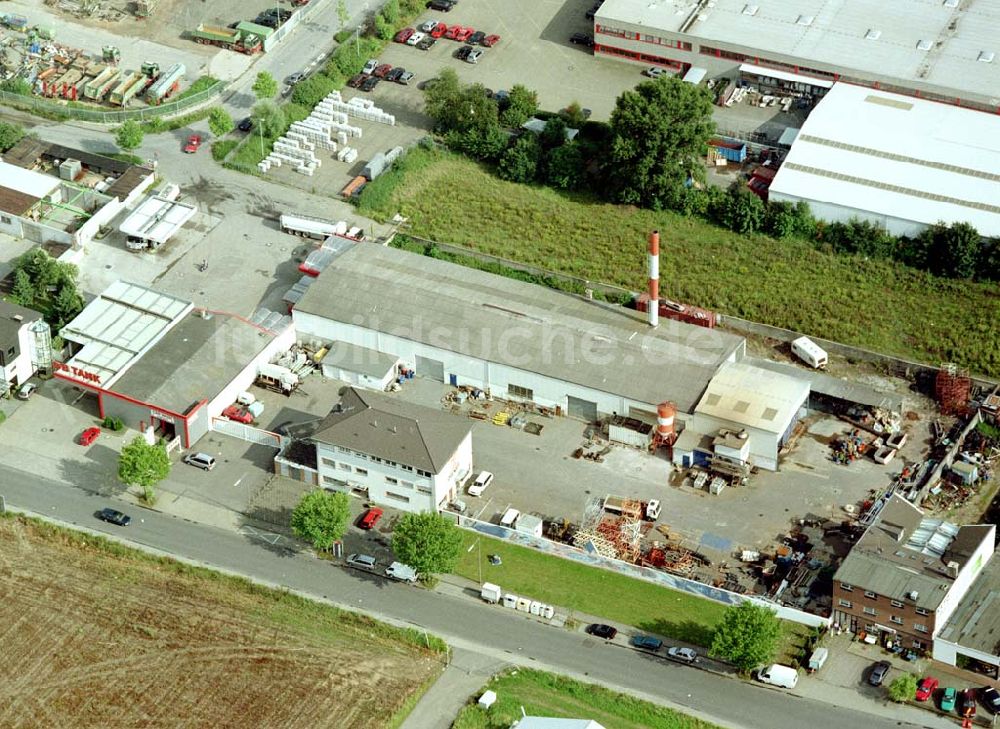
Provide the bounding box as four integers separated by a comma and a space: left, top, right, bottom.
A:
238, 525, 284, 545
234, 475, 244, 487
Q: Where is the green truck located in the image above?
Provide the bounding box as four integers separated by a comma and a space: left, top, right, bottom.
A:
189, 24, 262, 54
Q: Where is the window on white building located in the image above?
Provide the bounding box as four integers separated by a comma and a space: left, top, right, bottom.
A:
337, 462, 351, 471
386, 460, 397, 467
321, 458, 336, 468
336, 446, 348, 453
355, 468, 368, 476
401, 465, 413, 472
372, 457, 383, 463
385, 476, 398, 485
0, 215, 11, 225
508, 384, 533, 399
385, 491, 410, 503
401, 481, 414, 489
417, 469, 431, 478
418, 486, 432, 494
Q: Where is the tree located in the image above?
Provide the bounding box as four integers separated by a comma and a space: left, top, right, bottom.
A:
539, 117, 567, 150
763, 200, 798, 239
114, 120, 144, 153
252, 70, 278, 101
887, 674, 918, 703
336, 0, 350, 29
381, 0, 399, 24
292, 74, 338, 107
721, 184, 766, 235
926, 221, 981, 279
374, 14, 393, 40
118, 436, 170, 504
10, 269, 34, 308
560, 101, 589, 129
498, 133, 541, 183
207, 107, 234, 138
0, 120, 25, 152
290, 489, 351, 552
391, 512, 462, 577
500, 84, 538, 128
608, 77, 715, 209
445, 125, 507, 163
1, 77, 32, 96
50, 283, 83, 330
252, 100, 286, 138
544, 143, 584, 190
709, 601, 782, 673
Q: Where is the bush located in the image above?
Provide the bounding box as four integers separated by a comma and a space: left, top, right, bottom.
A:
102, 415, 125, 431
887, 674, 918, 703
291, 73, 342, 107
211, 139, 238, 162
497, 134, 542, 183
0, 121, 26, 152
334, 29, 352, 43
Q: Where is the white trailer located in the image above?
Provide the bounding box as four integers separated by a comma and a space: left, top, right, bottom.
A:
480, 582, 502, 604
791, 336, 828, 369
280, 213, 366, 242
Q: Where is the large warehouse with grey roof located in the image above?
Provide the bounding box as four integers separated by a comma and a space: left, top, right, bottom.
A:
292, 243, 813, 471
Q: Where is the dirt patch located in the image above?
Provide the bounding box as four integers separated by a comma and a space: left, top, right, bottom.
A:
0, 516, 442, 728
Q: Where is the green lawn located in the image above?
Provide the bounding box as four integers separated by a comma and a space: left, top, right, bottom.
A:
456, 532, 813, 658
360, 147, 1000, 378
452, 669, 719, 729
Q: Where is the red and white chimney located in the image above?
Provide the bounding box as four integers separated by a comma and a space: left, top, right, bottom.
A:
648, 230, 659, 327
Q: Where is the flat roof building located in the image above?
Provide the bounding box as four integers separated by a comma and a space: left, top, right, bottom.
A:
593, 0, 1000, 111
935, 548, 1000, 675
833, 495, 995, 652
292, 243, 745, 422
769, 83, 1000, 237
119, 195, 197, 250
57, 281, 294, 448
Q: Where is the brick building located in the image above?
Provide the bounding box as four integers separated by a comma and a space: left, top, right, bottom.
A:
833, 495, 994, 653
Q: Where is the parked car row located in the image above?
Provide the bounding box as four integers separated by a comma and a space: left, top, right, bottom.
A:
345, 553, 418, 583
587, 624, 700, 665
347, 62, 415, 93
872, 665, 1000, 718
396, 21, 499, 48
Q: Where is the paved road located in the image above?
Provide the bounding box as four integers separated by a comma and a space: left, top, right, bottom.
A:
0, 464, 946, 729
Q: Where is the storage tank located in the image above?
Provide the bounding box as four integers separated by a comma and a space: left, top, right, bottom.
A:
656, 401, 676, 444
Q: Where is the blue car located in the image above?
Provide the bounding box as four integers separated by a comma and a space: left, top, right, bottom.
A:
630, 635, 663, 650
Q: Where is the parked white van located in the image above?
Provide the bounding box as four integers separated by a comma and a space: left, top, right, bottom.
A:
756, 663, 799, 689
468, 471, 494, 497
500, 508, 520, 528
791, 336, 828, 369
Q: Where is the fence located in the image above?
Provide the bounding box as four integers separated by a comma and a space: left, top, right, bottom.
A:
721, 314, 999, 391
0, 80, 224, 124
211, 417, 282, 448
458, 517, 830, 630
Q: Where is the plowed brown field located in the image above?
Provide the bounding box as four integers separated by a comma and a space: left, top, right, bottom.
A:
0, 516, 443, 728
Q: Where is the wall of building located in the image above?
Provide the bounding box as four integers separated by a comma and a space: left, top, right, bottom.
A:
321, 361, 399, 391
315, 430, 472, 513
689, 415, 780, 471
933, 638, 1000, 669
832, 582, 936, 651
0, 211, 24, 238
1, 321, 39, 388
75, 194, 124, 248
935, 532, 996, 631
294, 311, 699, 419
18, 217, 73, 246
767, 191, 929, 239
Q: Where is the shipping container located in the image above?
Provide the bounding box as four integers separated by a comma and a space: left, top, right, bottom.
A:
709, 137, 747, 163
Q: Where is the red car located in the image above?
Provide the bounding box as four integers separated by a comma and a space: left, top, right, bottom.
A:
915, 676, 938, 702
183, 134, 202, 154
373, 63, 393, 78
79, 426, 101, 446
359, 507, 383, 530
430, 22, 448, 38
394, 27, 414, 43
454, 26, 474, 42
222, 405, 253, 424
444, 24, 461, 40
483, 33, 501, 47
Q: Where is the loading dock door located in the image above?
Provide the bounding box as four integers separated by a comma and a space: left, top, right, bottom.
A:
567, 395, 598, 423
415, 355, 445, 382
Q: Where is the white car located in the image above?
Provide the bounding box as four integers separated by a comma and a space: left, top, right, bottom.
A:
16, 382, 37, 400
466, 48, 484, 64
468, 470, 494, 496
645, 66, 668, 78
420, 19, 439, 33
362, 58, 378, 75
406, 31, 426, 46
667, 647, 698, 664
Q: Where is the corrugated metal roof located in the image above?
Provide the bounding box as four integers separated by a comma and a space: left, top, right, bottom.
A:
294, 245, 744, 414
748, 358, 904, 412
118, 196, 196, 244
694, 361, 809, 433
769, 83, 1000, 236
59, 281, 192, 386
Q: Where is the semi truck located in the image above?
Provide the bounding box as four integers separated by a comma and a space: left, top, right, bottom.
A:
189, 24, 263, 54
146, 63, 184, 104
279, 213, 366, 242
110, 72, 145, 106
603, 495, 661, 521
84, 66, 121, 101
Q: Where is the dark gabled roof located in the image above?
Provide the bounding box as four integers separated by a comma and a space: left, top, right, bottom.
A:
310, 387, 471, 473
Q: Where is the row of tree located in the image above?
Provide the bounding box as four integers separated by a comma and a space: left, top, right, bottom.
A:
422, 72, 997, 283
8, 249, 84, 331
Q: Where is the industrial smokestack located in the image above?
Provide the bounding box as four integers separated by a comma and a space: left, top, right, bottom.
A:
648, 230, 659, 327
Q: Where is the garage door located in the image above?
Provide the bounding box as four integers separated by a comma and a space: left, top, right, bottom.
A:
567, 395, 598, 423
415, 355, 445, 382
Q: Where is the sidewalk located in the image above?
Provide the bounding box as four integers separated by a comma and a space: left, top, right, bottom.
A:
400, 648, 507, 729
